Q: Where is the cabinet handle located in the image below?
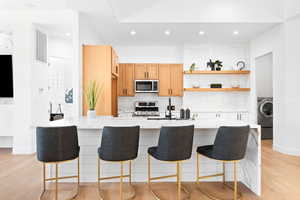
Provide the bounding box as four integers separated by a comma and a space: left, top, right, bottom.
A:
145, 72, 147, 78
171, 89, 173, 95
147, 72, 149, 78
125, 89, 127, 95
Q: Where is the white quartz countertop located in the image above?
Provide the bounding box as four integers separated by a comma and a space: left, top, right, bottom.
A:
33, 117, 260, 129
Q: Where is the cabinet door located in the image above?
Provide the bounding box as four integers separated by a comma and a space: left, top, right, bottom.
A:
240, 112, 249, 122
124, 64, 135, 96
170, 64, 183, 96
118, 64, 126, 96
158, 64, 171, 96
135, 63, 147, 80
111, 48, 118, 75
147, 64, 159, 80
220, 112, 239, 121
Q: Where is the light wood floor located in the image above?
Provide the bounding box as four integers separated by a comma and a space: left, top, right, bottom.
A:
0, 140, 300, 200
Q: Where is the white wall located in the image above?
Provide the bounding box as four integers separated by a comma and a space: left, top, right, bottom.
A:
255, 53, 273, 97
115, 45, 183, 63
278, 14, 300, 155
0, 10, 79, 153
250, 15, 300, 156
48, 35, 74, 119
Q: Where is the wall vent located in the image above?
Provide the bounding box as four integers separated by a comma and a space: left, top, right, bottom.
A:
36, 30, 47, 63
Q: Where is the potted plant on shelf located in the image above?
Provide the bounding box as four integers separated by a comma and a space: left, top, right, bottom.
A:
214, 60, 223, 71
189, 63, 196, 72
86, 81, 103, 118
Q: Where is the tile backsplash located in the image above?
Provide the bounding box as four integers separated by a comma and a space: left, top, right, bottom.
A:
118, 93, 183, 116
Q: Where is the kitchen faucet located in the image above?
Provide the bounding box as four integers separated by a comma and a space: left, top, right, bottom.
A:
165, 97, 172, 120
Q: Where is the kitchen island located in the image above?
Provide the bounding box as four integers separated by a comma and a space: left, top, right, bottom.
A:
43, 117, 261, 196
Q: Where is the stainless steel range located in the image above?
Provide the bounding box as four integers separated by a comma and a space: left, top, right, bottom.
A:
133, 101, 160, 117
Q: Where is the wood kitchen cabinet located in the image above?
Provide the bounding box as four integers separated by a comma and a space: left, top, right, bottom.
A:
134, 63, 158, 80
83, 45, 118, 116
158, 64, 183, 96
118, 63, 135, 96
111, 48, 119, 76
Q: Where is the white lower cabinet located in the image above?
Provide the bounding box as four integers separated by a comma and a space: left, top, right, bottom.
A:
196, 111, 249, 122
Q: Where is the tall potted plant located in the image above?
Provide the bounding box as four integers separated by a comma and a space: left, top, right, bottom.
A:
86, 81, 103, 118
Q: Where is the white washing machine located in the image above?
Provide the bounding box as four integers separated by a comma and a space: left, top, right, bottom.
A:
257, 97, 273, 139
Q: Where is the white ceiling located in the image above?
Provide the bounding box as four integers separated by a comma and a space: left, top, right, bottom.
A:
0, 0, 284, 44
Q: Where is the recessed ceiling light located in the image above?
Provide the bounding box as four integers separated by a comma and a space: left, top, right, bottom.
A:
233, 30, 239, 35
65, 33, 71, 37
164, 30, 171, 36
130, 30, 136, 36
199, 31, 205, 35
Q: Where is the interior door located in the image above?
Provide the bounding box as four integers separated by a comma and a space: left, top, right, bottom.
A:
158, 64, 171, 96
135, 63, 147, 80
170, 64, 183, 96
147, 64, 159, 80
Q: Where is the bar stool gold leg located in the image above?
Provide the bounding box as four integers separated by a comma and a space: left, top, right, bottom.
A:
97, 159, 136, 200
223, 162, 225, 185
148, 155, 190, 200
120, 162, 124, 200
234, 162, 237, 200
196, 153, 199, 184
55, 163, 58, 200
39, 158, 80, 200
177, 162, 181, 200
129, 161, 132, 184
148, 154, 151, 185
196, 154, 242, 200
97, 158, 104, 200
40, 163, 46, 200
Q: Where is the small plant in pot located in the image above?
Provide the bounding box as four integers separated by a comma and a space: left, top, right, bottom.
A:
86, 81, 103, 119
189, 63, 196, 72
207, 59, 215, 71
214, 60, 223, 71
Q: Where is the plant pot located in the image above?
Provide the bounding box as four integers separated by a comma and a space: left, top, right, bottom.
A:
87, 110, 96, 119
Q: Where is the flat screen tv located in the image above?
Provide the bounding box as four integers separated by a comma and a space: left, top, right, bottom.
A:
0, 55, 13, 97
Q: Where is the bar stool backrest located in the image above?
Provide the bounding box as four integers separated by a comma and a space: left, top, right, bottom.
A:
99, 126, 140, 161
157, 125, 194, 161
213, 126, 250, 161
36, 126, 79, 162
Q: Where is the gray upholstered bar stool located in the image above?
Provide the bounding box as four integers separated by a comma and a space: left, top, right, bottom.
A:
196, 126, 250, 200
36, 126, 80, 200
97, 126, 140, 200
148, 125, 194, 200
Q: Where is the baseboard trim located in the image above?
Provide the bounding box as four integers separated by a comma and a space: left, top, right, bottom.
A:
273, 144, 300, 156
0, 136, 13, 148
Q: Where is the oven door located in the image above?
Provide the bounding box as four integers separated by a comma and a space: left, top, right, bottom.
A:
135, 80, 157, 93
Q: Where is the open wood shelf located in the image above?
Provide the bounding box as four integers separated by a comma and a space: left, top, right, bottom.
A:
184, 70, 250, 75
184, 88, 251, 92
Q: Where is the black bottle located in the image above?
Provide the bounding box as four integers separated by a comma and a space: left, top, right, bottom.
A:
185, 108, 190, 120
180, 108, 185, 119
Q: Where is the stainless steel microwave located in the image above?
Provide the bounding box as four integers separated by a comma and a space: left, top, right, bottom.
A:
135, 80, 158, 93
